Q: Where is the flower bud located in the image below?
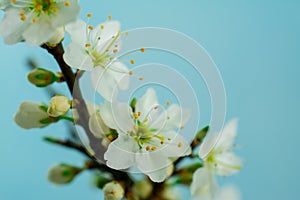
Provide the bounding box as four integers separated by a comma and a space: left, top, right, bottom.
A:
133, 180, 153, 199
27, 68, 57, 87
103, 181, 124, 200
47, 164, 82, 185
14, 101, 52, 129
46, 26, 65, 47
47, 95, 71, 117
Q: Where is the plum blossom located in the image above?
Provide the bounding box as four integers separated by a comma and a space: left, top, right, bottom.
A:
191, 119, 242, 199
100, 88, 191, 182
0, 0, 80, 45
63, 19, 129, 101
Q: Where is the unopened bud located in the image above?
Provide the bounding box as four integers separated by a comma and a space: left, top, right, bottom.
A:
14, 101, 52, 129
133, 180, 153, 199
27, 68, 57, 87
103, 181, 124, 200
47, 164, 82, 185
47, 95, 71, 117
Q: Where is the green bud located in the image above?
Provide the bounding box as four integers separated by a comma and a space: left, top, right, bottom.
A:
191, 126, 209, 148
47, 164, 82, 185
27, 68, 57, 87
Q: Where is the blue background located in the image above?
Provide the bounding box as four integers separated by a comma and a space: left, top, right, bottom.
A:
1, 0, 299, 199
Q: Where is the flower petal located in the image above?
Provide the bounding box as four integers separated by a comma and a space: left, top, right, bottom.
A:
65, 19, 87, 45
99, 101, 134, 133
93, 20, 120, 46
191, 167, 218, 199
89, 111, 110, 139
216, 118, 238, 150
22, 16, 56, 46
0, 8, 29, 45
211, 152, 242, 176
104, 134, 137, 169
136, 152, 169, 182
51, 0, 80, 28
135, 88, 159, 122
63, 42, 94, 70
160, 131, 191, 157
91, 62, 129, 101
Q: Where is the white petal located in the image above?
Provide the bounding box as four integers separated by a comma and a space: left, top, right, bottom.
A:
22, 16, 56, 46
136, 152, 169, 182
65, 19, 87, 45
104, 134, 137, 169
135, 88, 158, 122
216, 185, 241, 200
99, 101, 134, 133
63, 42, 94, 70
50, 0, 80, 28
191, 167, 218, 199
198, 134, 218, 159
151, 104, 190, 132
161, 131, 191, 157
0, 8, 29, 45
216, 118, 238, 150
93, 20, 120, 46
211, 152, 242, 176
91, 62, 129, 101
88, 111, 110, 139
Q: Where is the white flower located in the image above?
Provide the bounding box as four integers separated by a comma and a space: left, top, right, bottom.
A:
63, 19, 129, 101
0, 0, 80, 45
47, 163, 82, 185
103, 181, 124, 200
14, 101, 52, 129
101, 88, 191, 182
198, 119, 242, 176
191, 119, 242, 199
47, 95, 71, 117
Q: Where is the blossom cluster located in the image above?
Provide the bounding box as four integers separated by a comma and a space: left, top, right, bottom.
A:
0, 1, 244, 199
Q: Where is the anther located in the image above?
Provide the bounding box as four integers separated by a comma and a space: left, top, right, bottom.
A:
180, 125, 185, 130
166, 101, 170, 106
151, 146, 157, 151
113, 49, 118, 53
130, 60, 135, 64
139, 77, 144, 81
64, 1, 71, 6
108, 15, 112, 20
32, 17, 37, 23
85, 43, 91, 47
10, 0, 17, 3
88, 25, 94, 30
178, 142, 182, 148
138, 112, 141, 116
97, 36, 101, 40
36, 4, 43, 10
87, 13, 92, 18
167, 116, 170, 120
125, 31, 129, 35
100, 25, 104, 30
140, 48, 145, 52
129, 70, 134, 75
52, 7, 59, 13
146, 146, 150, 151
154, 105, 159, 109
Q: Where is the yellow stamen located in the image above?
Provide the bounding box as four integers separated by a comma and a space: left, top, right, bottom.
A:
52, 7, 59, 13
64, 1, 71, 6
178, 142, 182, 148
180, 125, 185, 130
134, 113, 139, 119
129, 70, 134, 75
140, 48, 145, 52
113, 49, 118, 53
85, 43, 91, 47
36, 4, 43, 10
168, 138, 171, 141
32, 17, 37, 23
138, 112, 141, 116
10, 0, 16, 3
143, 118, 148, 123
166, 101, 170, 106
146, 146, 150, 151
100, 25, 104, 30
87, 13, 92, 18
130, 59, 135, 64
107, 135, 113, 141
20, 15, 26, 21
88, 25, 94, 30
139, 77, 144, 81
108, 15, 112, 20
167, 116, 170, 120
151, 146, 157, 151
125, 31, 129, 35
